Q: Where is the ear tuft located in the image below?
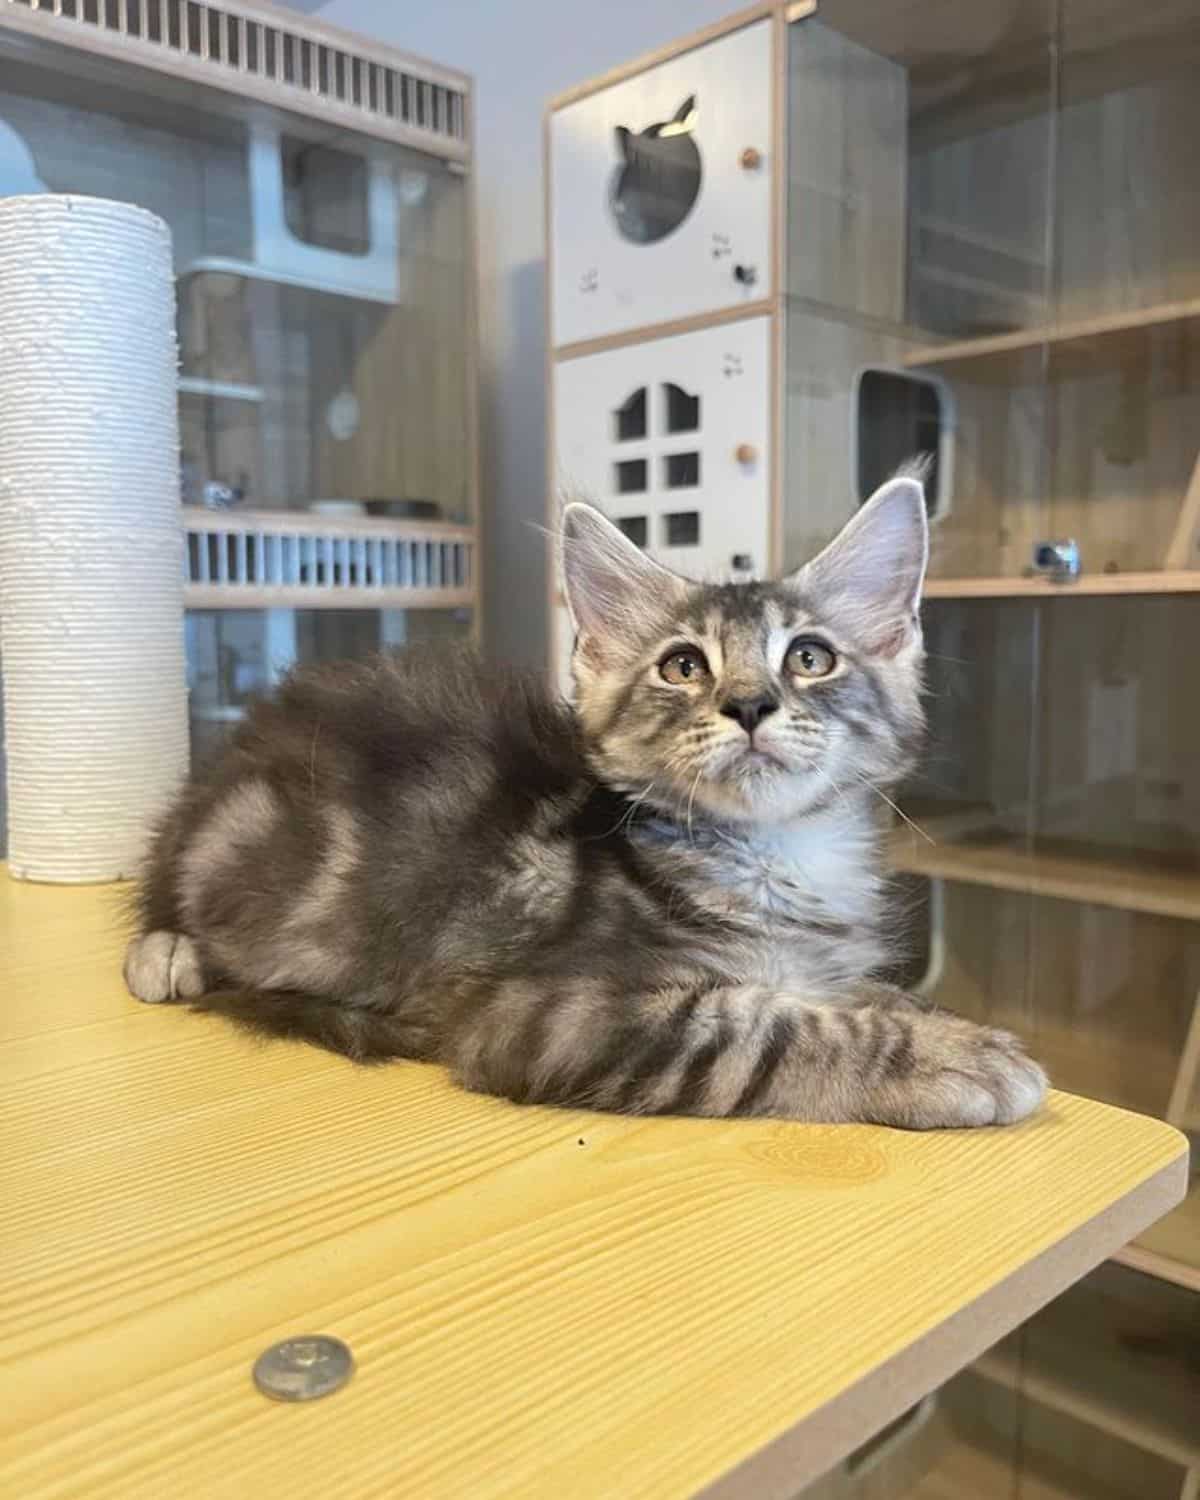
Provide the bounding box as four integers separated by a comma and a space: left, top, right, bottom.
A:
791, 475, 928, 655
560, 503, 686, 659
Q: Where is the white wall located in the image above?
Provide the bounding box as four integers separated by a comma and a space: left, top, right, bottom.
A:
311, 0, 737, 669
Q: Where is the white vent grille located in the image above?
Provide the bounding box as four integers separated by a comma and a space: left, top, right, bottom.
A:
3, 0, 469, 152
183, 509, 474, 610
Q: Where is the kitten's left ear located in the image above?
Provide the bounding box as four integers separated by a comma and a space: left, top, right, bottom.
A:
560, 502, 687, 661
789, 476, 928, 656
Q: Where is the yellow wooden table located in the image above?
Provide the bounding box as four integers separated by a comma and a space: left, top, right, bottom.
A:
0, 872, 1188, 1500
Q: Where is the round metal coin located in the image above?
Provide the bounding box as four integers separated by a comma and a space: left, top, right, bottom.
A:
252, 1335, 354, 1403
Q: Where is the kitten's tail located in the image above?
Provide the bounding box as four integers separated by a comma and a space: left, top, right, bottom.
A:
189, 990, 413, 1063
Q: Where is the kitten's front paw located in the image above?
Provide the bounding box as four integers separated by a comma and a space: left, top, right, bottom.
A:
878, 1014, 1047, 1130
124, 930, 206, 1003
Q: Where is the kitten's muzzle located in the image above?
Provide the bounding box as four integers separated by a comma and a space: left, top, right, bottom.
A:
718, 695, 779, 735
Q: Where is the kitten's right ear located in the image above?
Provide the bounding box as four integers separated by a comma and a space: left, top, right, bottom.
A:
615, 125, 632, 161
789, 475, 928, 656
560, 503, 686, 660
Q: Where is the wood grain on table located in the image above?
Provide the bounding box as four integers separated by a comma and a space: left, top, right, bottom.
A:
0, 872, 1188, 1500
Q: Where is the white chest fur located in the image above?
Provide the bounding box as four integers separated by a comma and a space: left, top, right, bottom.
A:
635, 800, 888, 991
713, 809, 881, 923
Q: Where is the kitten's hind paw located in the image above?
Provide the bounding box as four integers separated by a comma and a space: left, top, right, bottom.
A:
123, 930, 206, 1004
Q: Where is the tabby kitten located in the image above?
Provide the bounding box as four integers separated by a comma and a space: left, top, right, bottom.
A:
125, 477, 1046, 1128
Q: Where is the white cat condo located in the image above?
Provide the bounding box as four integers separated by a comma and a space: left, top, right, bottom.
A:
547, 3, 1200, 1497
0, 0, 478, 761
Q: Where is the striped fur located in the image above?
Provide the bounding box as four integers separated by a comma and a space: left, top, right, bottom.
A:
124, 482, 1046, 1128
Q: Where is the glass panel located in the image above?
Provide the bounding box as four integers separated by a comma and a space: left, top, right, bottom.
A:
1046, 2, 1200, 576
785, 1, 1055, 580
1027, 592, 1200, 1278
0, 36, 473, 845
784, 9, 1200, 1496
854, 370, 947, 515
0, 50, 472, 525
782, 305, 928, 567
1035, 0, 1200, 1268
186, 606, 474, 762
797, 1263, 1198, 1500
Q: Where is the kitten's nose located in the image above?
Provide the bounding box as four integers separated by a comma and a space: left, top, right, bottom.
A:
719, 695, 779, 735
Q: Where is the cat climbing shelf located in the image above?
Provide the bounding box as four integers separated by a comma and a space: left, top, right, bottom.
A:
552, 316, 771, 660
0, 0, 479, 764
183, 508, 474, 610
549, 18, 773, 348
547, 4, 1200, 1496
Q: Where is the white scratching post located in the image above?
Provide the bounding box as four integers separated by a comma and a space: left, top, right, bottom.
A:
0, 195, 188, 883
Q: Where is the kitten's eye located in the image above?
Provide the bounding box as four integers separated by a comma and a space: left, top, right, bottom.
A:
785, 638, 837, 680
659, 646, 710, 685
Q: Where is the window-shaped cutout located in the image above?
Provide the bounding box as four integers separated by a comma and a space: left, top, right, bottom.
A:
613, 387, 647, 442
283, 137, 369, 255
854, 368, 951, 518
663, 383, 700, 433
614, 459, 647, 494
664, 511, 700, 547
610, 95, 702, 245
663, 452, 700, 489
616, 516, 648, 548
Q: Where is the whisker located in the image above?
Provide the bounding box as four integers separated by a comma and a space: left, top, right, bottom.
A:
853, 773, 936, 845
612, 782, 656, 837
583, 780, 656, 840
814, 762, 849, 809
685, 766, 704, 844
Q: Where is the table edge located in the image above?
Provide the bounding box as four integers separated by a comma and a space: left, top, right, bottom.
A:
697, 1134, 1190, 1500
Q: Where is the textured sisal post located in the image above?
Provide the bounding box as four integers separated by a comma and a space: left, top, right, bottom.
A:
0, 195, 188, 882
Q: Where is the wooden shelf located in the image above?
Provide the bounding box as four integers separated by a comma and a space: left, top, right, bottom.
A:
889, 827, 1200, 922
907, 1429, 1112, 1500
903, 296, 1200, 379
188, 704, 247, 724
182, 507, 476, 613
974, 1290, 1200, 1468
923, 572, 1200, 599
563, 577, 1200, 604
180, 255, 396, 305
1117, 1174, 1200, 1293
177, 376, 264, 403
2, 873, 1189, 1500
